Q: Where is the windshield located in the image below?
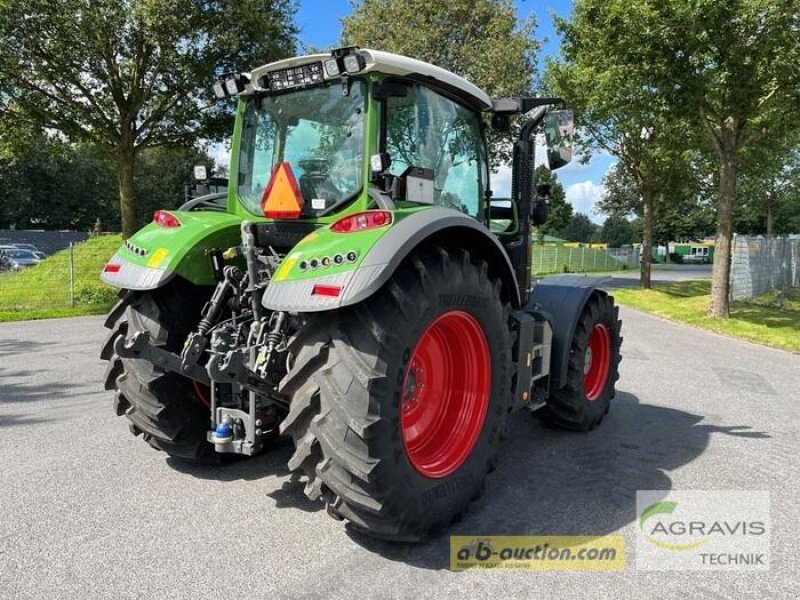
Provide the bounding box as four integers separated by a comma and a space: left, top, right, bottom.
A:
6, 250, 35, 259
237, 81, 366, 217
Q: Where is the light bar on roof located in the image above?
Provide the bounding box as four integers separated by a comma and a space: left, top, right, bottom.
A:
264, 62, 324, 91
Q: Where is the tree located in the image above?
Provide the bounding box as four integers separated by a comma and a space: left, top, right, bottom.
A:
0, 0, 297, 237
135, 146, 216, 224
342, 0, 539, 166
534, 165, 572, 241
0, 133, 118, 230
558, 213, 598, 243
560, 0, 799, 316
599, 216, 637, 248
658, 2, 798, 316
550, 0, 799, 308
547, 3, 696, 289
736, 140, 800, 235
600, 162, 715, 258
0, 130, 216, 231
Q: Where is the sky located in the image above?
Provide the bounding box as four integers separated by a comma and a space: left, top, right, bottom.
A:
218, 0, 614, 222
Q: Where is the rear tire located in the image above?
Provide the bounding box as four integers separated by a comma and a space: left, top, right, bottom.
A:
541, 292, 622, 431
100, 281, 217, 462
279, 247, 513, 540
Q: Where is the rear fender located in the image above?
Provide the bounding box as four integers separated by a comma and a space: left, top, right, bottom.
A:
101, 211, 243, 290
527, 275, 610, 390
261, 207, 521, 312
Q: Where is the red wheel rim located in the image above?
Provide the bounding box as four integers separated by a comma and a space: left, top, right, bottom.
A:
400, 311, 491, 479
584, 323, 611, 401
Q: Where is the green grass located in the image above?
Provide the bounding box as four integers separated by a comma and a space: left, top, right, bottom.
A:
532, 245, 630, 276
612, 280, 800, 353
0, 235, 121, 322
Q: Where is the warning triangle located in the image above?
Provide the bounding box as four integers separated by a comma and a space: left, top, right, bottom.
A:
261, 162, 305, 219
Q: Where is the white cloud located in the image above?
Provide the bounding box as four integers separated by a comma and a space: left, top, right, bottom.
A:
493, 171, 608, 225
566, 180, 606, 223
490, 165, 513, 198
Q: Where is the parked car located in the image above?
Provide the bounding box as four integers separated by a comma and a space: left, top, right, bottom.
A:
0, 248, 41, 270
10, 243, 46, 259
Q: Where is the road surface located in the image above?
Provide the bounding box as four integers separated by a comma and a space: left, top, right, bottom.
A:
1, 306, 797, 599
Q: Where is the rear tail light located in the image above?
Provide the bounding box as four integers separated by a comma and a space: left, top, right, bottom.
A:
153, 210, 181, 228
311, 284, 342, 297
330, 210, 392, 233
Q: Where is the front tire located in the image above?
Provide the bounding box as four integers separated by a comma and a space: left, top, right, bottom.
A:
279, 247, 513, 540
541, 292, 622, 431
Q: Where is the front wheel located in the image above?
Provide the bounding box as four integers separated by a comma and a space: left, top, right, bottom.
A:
541, 292, 622, 431
279, 247, 513, 540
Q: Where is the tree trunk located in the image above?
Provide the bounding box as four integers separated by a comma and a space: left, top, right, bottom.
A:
766, 202, 774, 236
709, 130, 738, 318
640, 187, 654, 289
116, 137, 137, 239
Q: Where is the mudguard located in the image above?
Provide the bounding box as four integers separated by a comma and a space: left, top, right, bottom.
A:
528, 275, 610, 390
261, 207, 521, 312
101, 211, 243, 290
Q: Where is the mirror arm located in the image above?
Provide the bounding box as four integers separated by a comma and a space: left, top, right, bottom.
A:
510, 109, 546, 304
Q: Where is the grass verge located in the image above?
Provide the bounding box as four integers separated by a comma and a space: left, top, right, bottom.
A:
0, 235, 121, 322
611, 280, 800, 353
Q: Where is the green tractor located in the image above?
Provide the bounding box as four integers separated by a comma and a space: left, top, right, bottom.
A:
100, 47, 622, 541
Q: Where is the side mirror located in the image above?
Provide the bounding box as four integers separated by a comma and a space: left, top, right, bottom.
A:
543, 110, 574, 170
193, 165, 208, 181
531, 200, 549, 226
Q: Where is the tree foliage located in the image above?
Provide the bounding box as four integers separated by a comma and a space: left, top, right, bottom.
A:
342, 0, 540, 166
601, 162, 715, 248
551, 0, 800, 314
599, 216, 637, 248
0, 0, 297, 236
647, 0, 800, 316
533, 165, 572, 240
736, 135, 800, 235
547, 2, 699, 288
557, 213, 598, 243
0, 136, 215, 231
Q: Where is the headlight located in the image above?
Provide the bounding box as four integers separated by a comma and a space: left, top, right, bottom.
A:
343, 53, 365, 74
224, 77, 243, 96
323, 57, 340, 77
212, 81, 226, 99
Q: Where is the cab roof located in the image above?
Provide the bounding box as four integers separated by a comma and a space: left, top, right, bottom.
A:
247, 48, 493, 111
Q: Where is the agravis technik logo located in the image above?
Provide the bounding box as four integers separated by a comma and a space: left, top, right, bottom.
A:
636, 491, 770, 571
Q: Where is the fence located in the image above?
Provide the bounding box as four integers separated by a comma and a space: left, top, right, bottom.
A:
0, 235, 120, 317
730, 235, 800, 300
531, 245, 639, 275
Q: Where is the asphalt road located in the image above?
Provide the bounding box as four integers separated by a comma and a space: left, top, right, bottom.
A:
1, 305, 798, 599
602, 264, 713, 289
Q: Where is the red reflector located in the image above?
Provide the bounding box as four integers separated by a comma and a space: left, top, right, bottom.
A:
330, 210, 392, 233
104, 263, 121, 274
153, 210, 181, 228
311, 284, 342, 297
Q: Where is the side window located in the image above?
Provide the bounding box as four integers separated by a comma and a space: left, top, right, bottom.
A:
385, 84, 486, 217
240, 103, 277, 199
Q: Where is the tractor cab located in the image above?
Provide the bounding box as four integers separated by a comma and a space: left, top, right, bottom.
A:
222, 56, 562, 214
211, 46, 574, 298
